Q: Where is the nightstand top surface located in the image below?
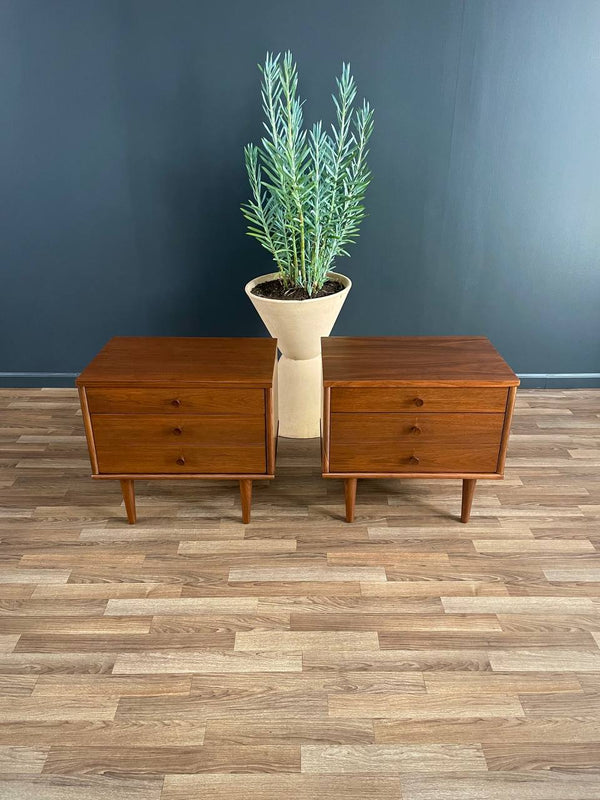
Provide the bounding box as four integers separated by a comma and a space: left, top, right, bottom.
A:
77, 337, 278, 387
322, 336, 519, 387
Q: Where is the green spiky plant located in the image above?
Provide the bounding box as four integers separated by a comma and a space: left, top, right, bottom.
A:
242, 52, 374, 297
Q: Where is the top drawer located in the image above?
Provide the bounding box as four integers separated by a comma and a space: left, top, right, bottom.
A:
86, 387, 265, 416
330, 387, 508, 413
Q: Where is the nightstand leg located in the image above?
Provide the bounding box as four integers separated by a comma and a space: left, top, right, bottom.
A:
461, 479, 477, 523
344, 478, 357, 523
240, 479, 252, 524
120, 479, 136, 524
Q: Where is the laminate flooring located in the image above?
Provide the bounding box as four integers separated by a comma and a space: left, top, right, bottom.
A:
0, 388, 599, 798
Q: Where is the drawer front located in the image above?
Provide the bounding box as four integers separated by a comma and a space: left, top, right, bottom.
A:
95, 444, 266, 475
92, 415, 265, 448
330, 387, 508, 413
86, 387, 264, 416
329, 412, 504, 474
330, 442, 500, 473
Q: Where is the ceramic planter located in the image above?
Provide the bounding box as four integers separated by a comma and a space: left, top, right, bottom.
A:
245, 271, 352, 438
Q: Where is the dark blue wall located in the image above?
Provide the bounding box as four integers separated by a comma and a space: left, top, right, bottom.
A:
1, 0, 599, 385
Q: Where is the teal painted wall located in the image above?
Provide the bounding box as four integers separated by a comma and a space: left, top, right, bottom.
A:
1, 0, 598, 385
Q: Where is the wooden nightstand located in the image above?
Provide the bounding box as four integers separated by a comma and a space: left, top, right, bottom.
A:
76, 337, 277, 524
321, 337, 519, 523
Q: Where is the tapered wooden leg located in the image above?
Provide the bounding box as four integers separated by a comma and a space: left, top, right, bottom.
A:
344, 478, 357, 523
239, 479, 252, 524
120, 479, 136, 524
461, 478, 477, 523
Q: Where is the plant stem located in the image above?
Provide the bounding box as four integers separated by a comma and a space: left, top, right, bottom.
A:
243, 53, 373, 292
282, 58, 305, 288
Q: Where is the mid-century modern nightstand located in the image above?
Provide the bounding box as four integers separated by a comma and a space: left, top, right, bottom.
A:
321, 336, 519, 523
76, 337, 277, 524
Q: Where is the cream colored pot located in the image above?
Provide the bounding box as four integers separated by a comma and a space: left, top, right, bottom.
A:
245, 271, 352, 438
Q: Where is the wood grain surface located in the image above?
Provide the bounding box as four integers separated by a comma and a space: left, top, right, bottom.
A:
86, 387, 265, 416
322, 338, 518, 524
0, 387, 599, 799
76, 337, 277, 387
322, 336, 519, 386
329, 412, 504, 473
94, 443, 266, 476
330, 387, 509, 412
91, 414, 266, 447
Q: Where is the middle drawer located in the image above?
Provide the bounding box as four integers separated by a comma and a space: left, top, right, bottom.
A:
92, 414, 265, 448
330, 412, 505, 444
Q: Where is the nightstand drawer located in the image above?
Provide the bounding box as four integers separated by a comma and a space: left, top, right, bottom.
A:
86, 387, 264, 415
330, 387, 508, 413
329, 412, 504, 473
330, 442, 500, 473
95, 444, 266, 474
330, 412, 505, 444
91, 414, 265, 448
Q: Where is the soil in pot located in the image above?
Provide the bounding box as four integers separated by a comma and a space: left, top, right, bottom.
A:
251, 278, 345, 301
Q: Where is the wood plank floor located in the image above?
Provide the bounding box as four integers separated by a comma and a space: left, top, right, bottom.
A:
0, 387, 599, 799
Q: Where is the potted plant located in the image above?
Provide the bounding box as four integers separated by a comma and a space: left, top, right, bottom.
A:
243, 52, 374, 438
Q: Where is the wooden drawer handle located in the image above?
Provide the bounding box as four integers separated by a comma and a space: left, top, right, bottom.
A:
414, 397, 424, 407
409, 455, 420, 465
176, 456, 185, 466
172, 426, 183, 435
410, 425, 422, 435
171, 399, 182, 407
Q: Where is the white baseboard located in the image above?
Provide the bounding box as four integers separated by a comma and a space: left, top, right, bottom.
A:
1, 372, 599, 388
1, 372, 599, 379
0, 372, 78, 378
518, 373, 600, 379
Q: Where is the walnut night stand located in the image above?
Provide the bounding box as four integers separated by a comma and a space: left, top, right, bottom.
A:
76, 337, 277, 524
321, 337, 519, 523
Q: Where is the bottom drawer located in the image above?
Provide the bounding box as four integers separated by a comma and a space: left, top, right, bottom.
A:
330, 442, 500, 473
96, 445, 266, 475
329, 412, 504, 473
